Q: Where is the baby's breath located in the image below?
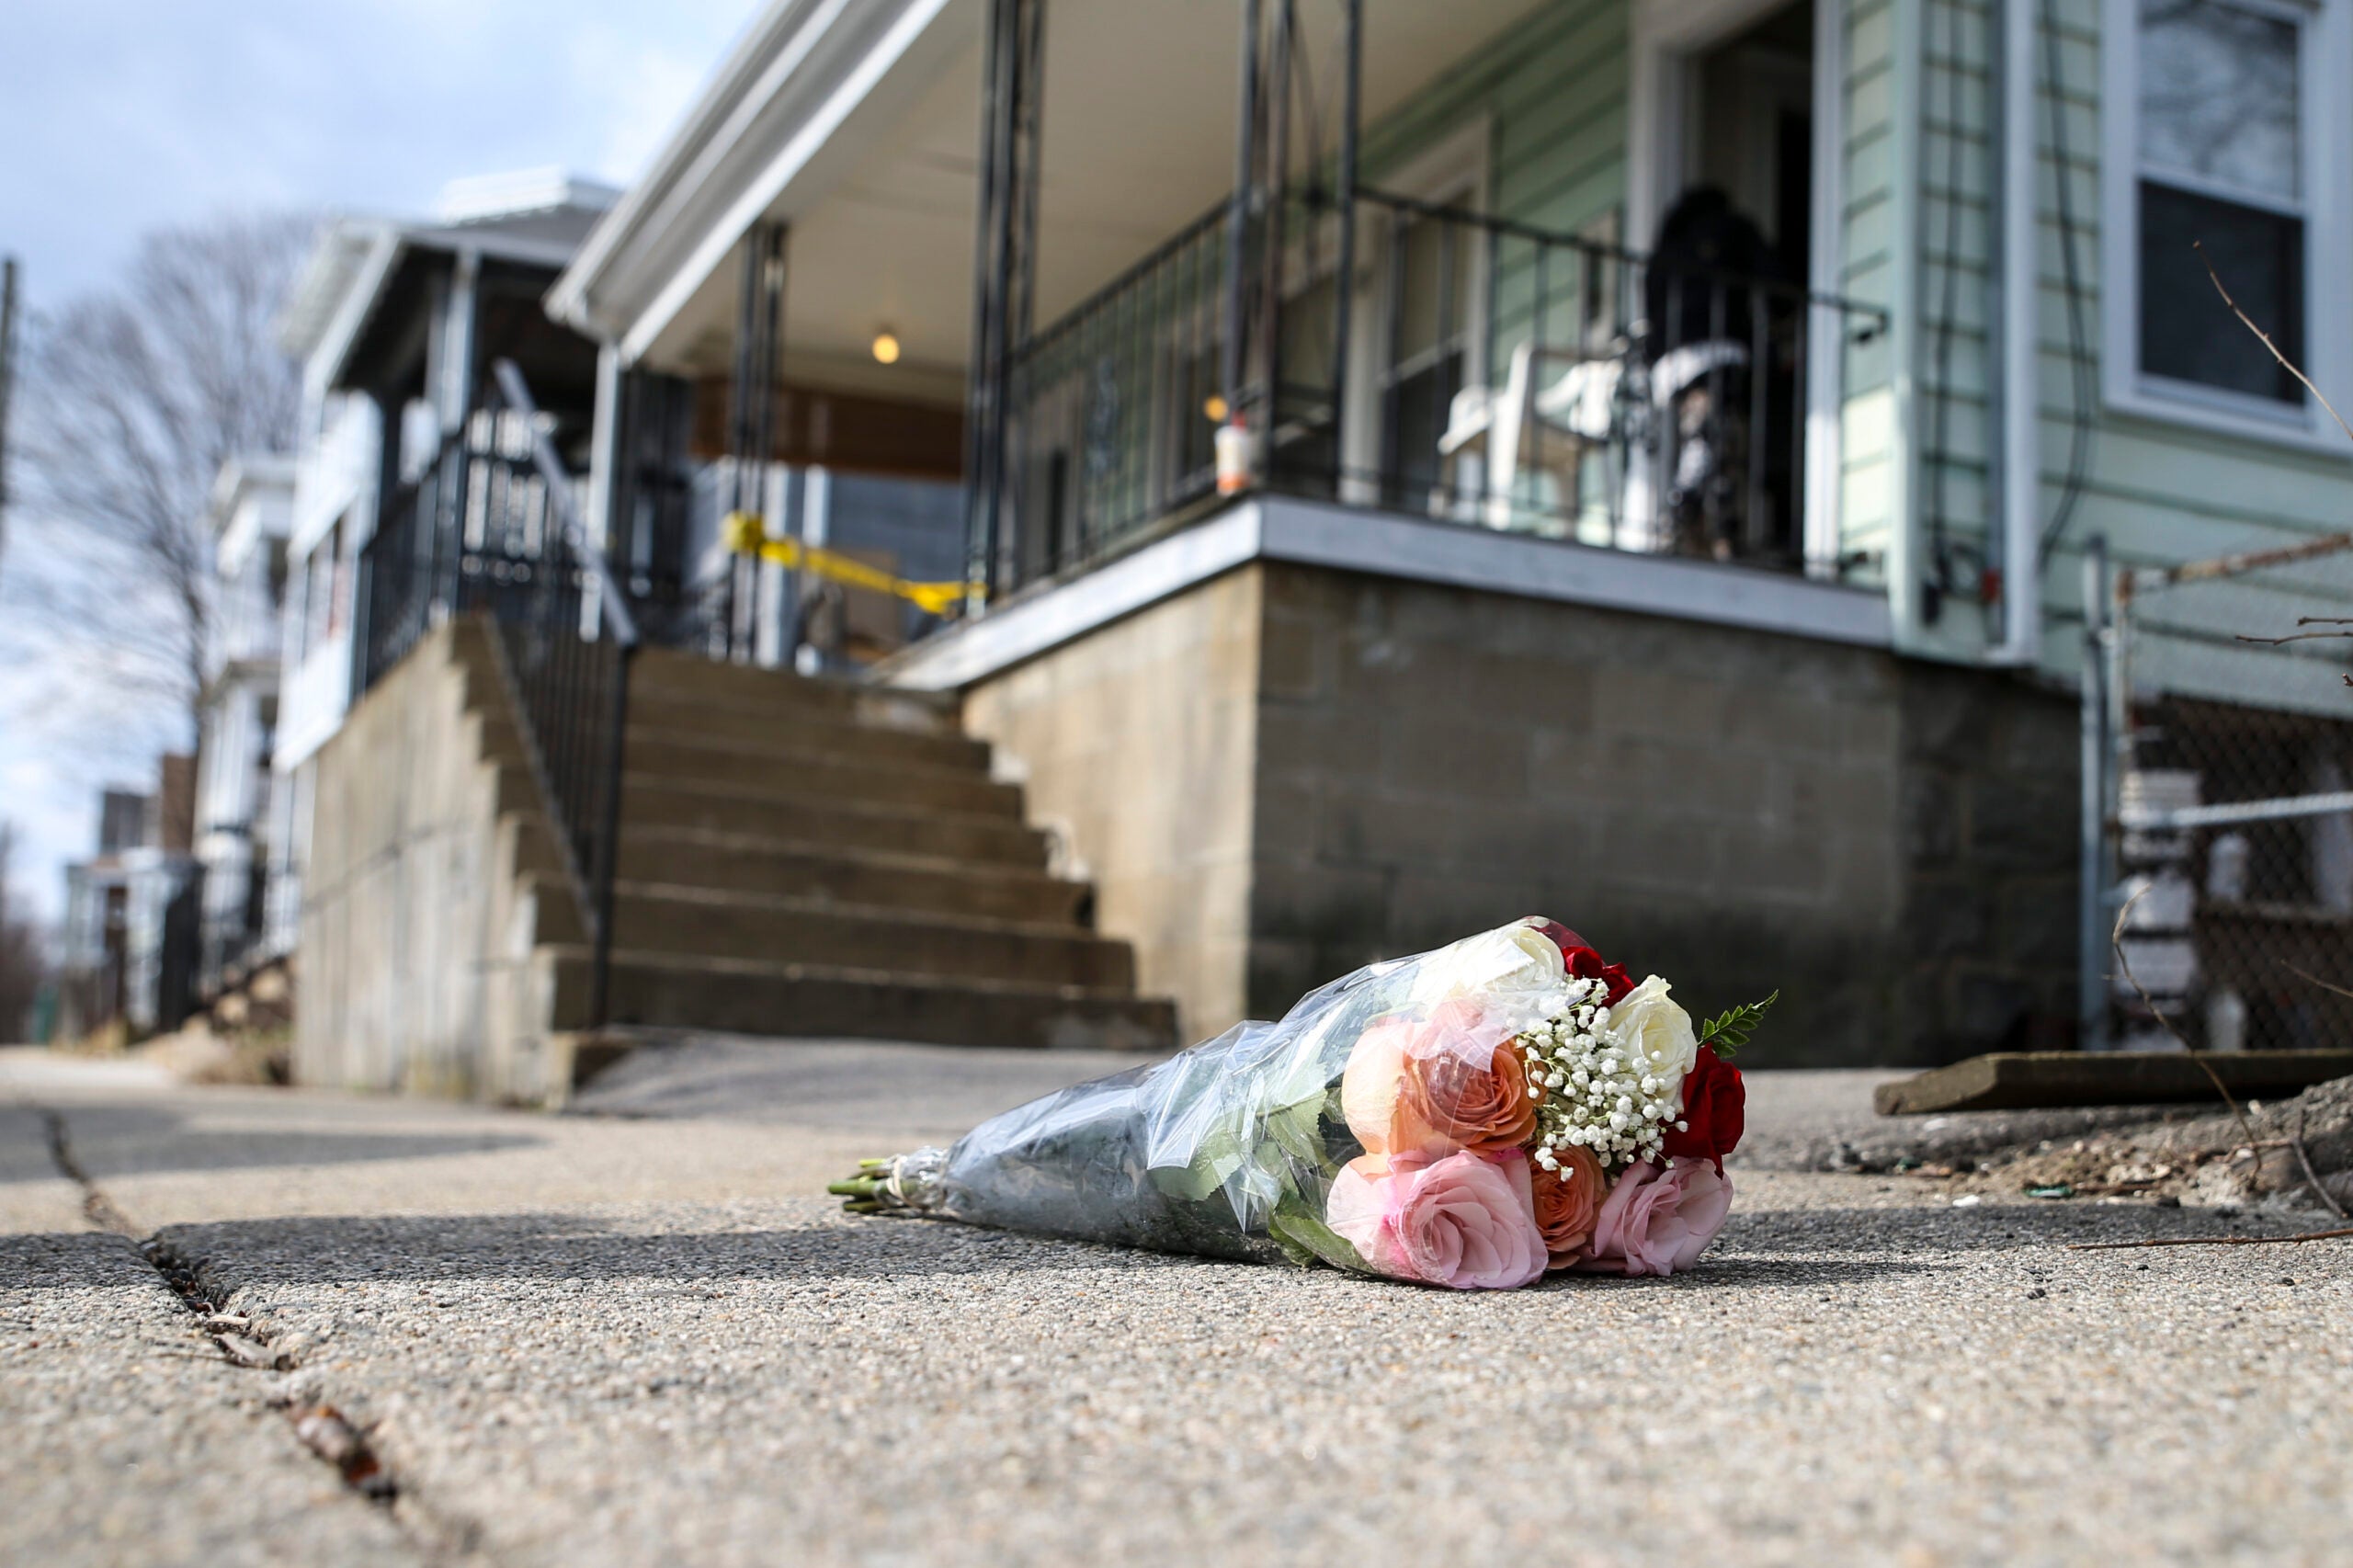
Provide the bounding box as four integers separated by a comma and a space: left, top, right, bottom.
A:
1518, 977, 1677, 1174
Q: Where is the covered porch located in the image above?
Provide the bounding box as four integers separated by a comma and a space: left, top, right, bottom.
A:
551, 0, 1902, 654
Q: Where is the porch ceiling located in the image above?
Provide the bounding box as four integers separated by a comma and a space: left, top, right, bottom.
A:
637, 0, 1555, 402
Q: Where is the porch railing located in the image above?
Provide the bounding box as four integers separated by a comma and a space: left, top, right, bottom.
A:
352, 360, 638, 1028
984, 187, 1888, 597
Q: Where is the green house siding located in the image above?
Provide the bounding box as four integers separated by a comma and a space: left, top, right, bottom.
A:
1359, 0, 1631, 239
1897, 0, 2353, 710
1841, 0, 1911, 588
1359, 0, 1906, 561
1039, 0, 2353, 715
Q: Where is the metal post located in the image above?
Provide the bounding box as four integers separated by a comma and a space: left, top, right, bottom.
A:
999, 0, 1046, 592
962, 0, 1041, 610
0, 256, 18, 553
1222, 0, 1263, 433
962, 0, 1009, 612
587, 644, 631, 1031
2078, 533, 2113, 1051
725, 224, 785, 658
1260, 0, 1294, 463
1328, 0, 1361, 495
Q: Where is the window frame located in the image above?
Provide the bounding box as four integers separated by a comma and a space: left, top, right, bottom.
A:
2101, 0, 2353, 450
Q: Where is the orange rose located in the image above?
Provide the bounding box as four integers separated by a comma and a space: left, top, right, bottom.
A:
1530, 1144, 1605, 1268
1342, 999, 1539, 1158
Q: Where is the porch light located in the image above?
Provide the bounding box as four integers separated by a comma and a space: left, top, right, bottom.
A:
870, 329, 901, 365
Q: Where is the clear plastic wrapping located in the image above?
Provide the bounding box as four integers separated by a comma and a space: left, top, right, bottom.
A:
842, 919, 1758, 1290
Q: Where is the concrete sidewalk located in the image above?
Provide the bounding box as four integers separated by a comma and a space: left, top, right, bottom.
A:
6, 1044, 2349, 1566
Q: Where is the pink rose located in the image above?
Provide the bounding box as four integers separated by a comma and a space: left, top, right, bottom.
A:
1575, 1158, 1733, 1278
1339, 1002, 1539, 1160
1325, 1148, 1548, 1290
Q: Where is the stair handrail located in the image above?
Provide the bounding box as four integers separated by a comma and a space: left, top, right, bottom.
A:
492, 359, 642, 652
487, 358, 636, 1034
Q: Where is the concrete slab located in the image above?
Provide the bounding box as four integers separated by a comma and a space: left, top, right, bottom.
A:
5, 1047, 2350, 1566
0, 1091, 423, 1566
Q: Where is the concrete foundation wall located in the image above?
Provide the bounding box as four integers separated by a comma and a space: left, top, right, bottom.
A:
1251, 562, 2075, 1065
960, 570, 1261, 1042
295, 620, 566, 1100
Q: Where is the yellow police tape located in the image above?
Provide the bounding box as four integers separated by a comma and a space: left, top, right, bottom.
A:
721, 512, 978, 618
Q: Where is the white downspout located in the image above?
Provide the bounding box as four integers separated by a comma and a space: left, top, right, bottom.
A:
1994, 0, 2043, 664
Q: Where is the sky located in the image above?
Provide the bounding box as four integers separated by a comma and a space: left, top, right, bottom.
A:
0, 1, 754, 922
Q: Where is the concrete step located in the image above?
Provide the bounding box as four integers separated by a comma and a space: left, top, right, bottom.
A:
543, 945, 1178, 1051
615, 827, 1089, 925
607, 884, 1133, 989
620, 778, 1050, 868
621, 733, 1022, 819
627, 710, 989, 774
630, 648, 959, 733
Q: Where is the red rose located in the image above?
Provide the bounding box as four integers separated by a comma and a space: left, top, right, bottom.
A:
1662, 1045, 1745, 1171
1523, 918, 1633, 1004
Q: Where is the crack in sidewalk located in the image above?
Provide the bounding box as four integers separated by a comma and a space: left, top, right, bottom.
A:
32, 1102, 476, 1552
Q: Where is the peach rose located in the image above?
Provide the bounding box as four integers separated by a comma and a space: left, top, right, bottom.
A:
1529, 1144, 1606, 1268
1574, 1158, 1733, 1278
1325, 1149, 1547, 1290
1339, 999, 1539, 1159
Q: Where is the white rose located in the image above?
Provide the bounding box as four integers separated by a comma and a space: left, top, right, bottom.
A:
1607, 974, 1698, 1094
1406, 922, 1567, 1009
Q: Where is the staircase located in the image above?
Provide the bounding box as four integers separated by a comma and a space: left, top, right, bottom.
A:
528, 646, 1177, 1062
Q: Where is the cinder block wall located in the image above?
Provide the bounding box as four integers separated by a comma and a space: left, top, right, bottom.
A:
959, 570, 1262, 1041
1250, 562, 2078, 1066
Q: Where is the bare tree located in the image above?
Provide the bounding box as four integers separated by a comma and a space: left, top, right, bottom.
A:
3, 212, 309, 749
0, 824, 46, 1043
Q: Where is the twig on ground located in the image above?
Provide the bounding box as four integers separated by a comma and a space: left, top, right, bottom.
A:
2069, 1227, 2353, 1251
2113, 887, 2260, 1152
2292, 1107, 2348, 1221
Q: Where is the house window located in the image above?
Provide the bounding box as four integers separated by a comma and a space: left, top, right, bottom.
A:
2109, 0, 2347, 436
2137, 0, 2304, 401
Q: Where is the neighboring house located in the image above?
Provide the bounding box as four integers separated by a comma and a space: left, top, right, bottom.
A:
264, 170, 621, 955
538, 0, 2353, 1065
56, 766, 200, 1042
195, 457, 295, 995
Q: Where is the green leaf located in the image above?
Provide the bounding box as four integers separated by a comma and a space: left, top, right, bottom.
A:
1267, 1191, 1381, 1276
1699, 990, 1779, 1061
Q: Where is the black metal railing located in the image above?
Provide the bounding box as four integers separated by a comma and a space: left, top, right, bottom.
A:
483, 361, 638, 1031
995, 200, 1232, 583
984, 187, 1888, 597
352, 361, 638, 1028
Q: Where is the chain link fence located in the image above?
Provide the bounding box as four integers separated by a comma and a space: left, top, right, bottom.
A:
2086, 532, 2353, 1052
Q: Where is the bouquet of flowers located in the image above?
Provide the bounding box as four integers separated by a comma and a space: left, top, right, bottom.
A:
831, 918, 1773, 1290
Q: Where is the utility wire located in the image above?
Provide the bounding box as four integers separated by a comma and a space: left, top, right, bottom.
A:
2038, 0, 2098, 565
0, 257, 20, 572
1925, 0, 1970, 622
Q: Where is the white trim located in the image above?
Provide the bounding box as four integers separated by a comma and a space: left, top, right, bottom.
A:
1883, 0, 1926, 647
883, 495, 1891, 691
2099, 0, 2353, 457
1629, 0, 1854, 588
620, 0, 957, 365
1802, 0, 1848, 578
1628, 0, 1813, 246
307, 230, 404, 402
1994, 0, 2042, 663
